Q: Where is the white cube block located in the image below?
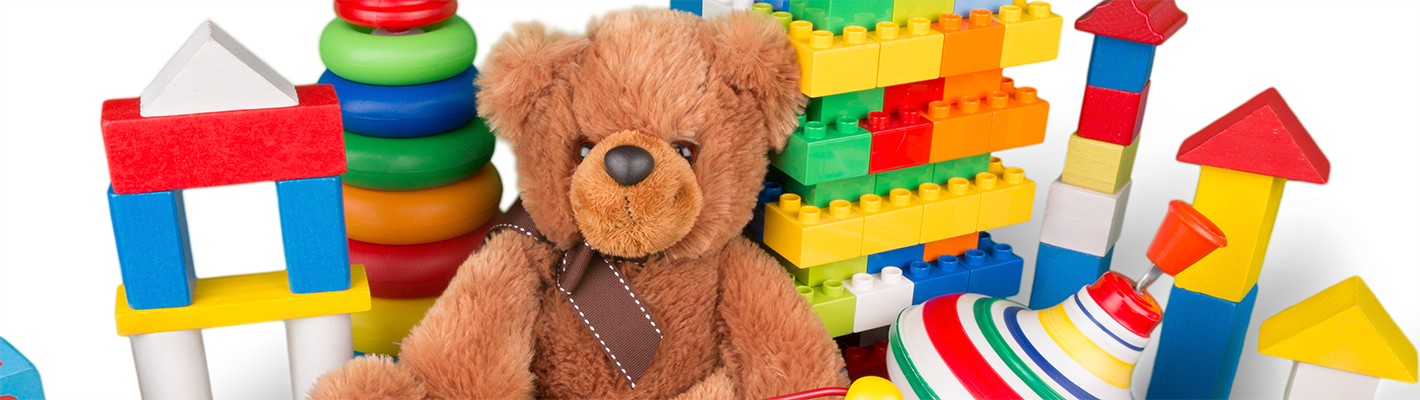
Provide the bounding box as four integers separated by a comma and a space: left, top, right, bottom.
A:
1285, 361, 1380, 400
845, 268, 914, 333
1038, 177, 1131, 257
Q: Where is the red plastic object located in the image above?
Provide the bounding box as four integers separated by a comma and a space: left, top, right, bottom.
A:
883, 78, 944, 115
101, 85, 345, 195
354, 215, 496, 298
1078, 81, 1149, 146
1146, 200, 1226, 276
335, 0, 458, 31
1075, 0, 1188, 45
860, 107, 933, 174
1176, 88, 1330, 184
1086, 271, 1163, 337
762, 387, 849, 400
844, 340, 890, 381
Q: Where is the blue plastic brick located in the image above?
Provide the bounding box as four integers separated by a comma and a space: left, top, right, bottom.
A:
318, 67, 478, 138
976, 231, 994, 250
0, 337, 45, 400
1028, 242, 1115, 309
276, 176, 351, 294
1147, 284, 1258, 400
1085, 35, 1156, 93
670, 0, 702, 15
967, 244, 1022, 298
107, 186, 196, 310
866, 243, 924, 274
759, 0, 786, 11
953, 0, 1013, 17
747, 182, 784, 241
905, 258, 969, 305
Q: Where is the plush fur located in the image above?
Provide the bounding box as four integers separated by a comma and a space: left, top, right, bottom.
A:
310, 8, 847, 399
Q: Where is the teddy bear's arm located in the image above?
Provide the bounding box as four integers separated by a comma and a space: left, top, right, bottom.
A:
714, 236, 851, 399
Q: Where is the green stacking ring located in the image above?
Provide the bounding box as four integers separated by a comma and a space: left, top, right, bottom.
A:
320, 15, 477, 86
344, 118, 497, 191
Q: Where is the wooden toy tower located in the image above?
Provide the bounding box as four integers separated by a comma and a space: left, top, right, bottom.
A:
99, 21, 370, 400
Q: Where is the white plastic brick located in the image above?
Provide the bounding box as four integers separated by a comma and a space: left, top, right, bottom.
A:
845, 267, 914, 333
701, 0, 754, 18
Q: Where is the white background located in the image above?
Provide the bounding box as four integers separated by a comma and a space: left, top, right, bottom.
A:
1, 0, 1416, 398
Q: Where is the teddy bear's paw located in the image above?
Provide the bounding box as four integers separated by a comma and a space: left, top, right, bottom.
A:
308, 355, 427, 400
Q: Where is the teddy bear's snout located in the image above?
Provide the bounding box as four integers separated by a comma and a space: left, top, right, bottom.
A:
603, 145, 654, 186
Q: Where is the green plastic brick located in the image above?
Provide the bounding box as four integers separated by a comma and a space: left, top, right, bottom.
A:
891, 0, 955, 26
802, 280, 857, 337
790, 0, 894, 35
932, 153, 991, 184
808, 88, 885, 123
769, 166, 877, 208
782, 255, 868, 286
771, 116, 871, 185
873, 163, 934, 197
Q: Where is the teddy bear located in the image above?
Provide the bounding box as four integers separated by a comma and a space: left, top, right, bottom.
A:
309, 8, 850, 400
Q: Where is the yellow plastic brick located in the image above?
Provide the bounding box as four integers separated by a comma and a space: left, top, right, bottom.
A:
997, 2, 1062, 68
764, 194, 865, 268
116, 266, 372, 336
891, 0, 954, 26
976, 167, 1035, 231
875, 19, 944, 87
1173, 166, 1284, 302
1061, 132, 1139, 194
352, 296, 438, 356
790, 22, 880, 98
856, 189, 924, 254
916, 179, 981, 242
1259, 277, 1417, 383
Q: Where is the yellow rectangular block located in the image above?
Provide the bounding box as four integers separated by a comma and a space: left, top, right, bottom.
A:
764, 196, 865, 268
996, 2, 1063, 68
875, 19, 944, 87
791, 22, 881, 98
976, 167, 1035, 231
856, 189, 924, 254
1061, 132, 1139, 194
1174, 166, 1285, 302
116, 266, 372, 336
891, 0, 954, 26
916, 178, 981, 242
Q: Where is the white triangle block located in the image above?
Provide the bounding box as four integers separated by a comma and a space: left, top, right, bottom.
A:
140, 20, 298, 117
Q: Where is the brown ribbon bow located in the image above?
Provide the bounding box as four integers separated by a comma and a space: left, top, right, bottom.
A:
490, 199, 662, 388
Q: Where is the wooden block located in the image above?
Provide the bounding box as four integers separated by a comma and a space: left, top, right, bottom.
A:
1285, 361, 1381, 400
1038, 177, 1131, 257
1148, 284, 1258, 399
140, 20, 297, 117
108, 187, 197, 310
1028, 242, 1113, 309
129, 330, 213, 400
1173, 166, 1285, 302
276, 176, 351, 294
115, 266, 372, 336
1177, 88, 1330, 184
1074, 0, 1188, 45
286, 314, 354, 400
1061, 132, 1139, 195
1259, 277, 1417, 383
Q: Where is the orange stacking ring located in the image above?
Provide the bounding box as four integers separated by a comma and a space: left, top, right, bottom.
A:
344, 163, 502, 245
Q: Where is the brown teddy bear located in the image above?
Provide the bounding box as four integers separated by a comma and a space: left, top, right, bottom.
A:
309, 8, 850, 400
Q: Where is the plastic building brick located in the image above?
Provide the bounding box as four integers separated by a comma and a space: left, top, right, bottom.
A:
1085, 35, 1155, 93
101, 85, 345, 195
962, 245, 1021, 298
343, 163, 502, 245
904, 257, 968, 304
759, 0, 787, 11
1038, 177, 1131, 257
747, 182, 783, 240
788, 0, 893, 35
844, 340, 890, 381
140, 21, 298, 118
941, 68, 1004, 103
923, 98, 991, 163
985, 87, 1049, 152
1078, 81, 1149, 146
1061, 132, 1139, 195
317, 66, 478, 138
769, 166, 876, 208
276, 176, 351, 294
790, 22, 881, 97
1173, 166, 1284, 302
856, 190, 924, 254
784, 255, 868, 287
846, 268, 915, 332
974, 168, 1034, 231
763, 195, 865, 267
107, 187, 197, 310
1259, 277, 1417, 384
1176, 88, 1330, 184
883, 78, 943, 113
702, 0, 752, 18
916, 179, 981, 242
114, 266, 372, 336
1074, 0, 1188, 45
922, 231, 977, 262
1027, 242, 1114, 309
670, 0, 704, 15
803, 279, 857, 337
808, 87, 884, 123
931, 153, 991, 183
996, 2, 1062, 68
952, 0, 1011, 16
874, 19, 944, 87
861, 108, 933, 174
771, 116, 872, 185
932, 11, 1004, 77
1147, 284, 1258, 399
0, 337, 44, 400
867, 243, 923, 274
975, 230, 994, 249
891, 0, 953, 26
872, 163, 933, 197
352, 296, 438, 356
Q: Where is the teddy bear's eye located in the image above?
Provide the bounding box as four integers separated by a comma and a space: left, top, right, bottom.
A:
576, 139, 596, 163
671, 141, 698, 165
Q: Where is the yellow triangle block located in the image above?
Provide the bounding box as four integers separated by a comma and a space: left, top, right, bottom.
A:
1259, 277, 1417, 382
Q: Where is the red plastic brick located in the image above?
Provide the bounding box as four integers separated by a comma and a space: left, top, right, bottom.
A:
102, 85, 346, 194
1079, 81, 1150, 146
844, 340, 890, 381
861, 107, 933, 174
883, 78, 944, 115
1176, 88, 1330, 184
1075, 0, 1188, 45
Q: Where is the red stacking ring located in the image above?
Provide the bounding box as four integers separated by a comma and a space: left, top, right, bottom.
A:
352, 214, 497, 299
335, 0, 458, 31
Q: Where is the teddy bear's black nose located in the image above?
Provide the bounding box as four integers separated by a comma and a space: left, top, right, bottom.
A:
604, 145, 655, 186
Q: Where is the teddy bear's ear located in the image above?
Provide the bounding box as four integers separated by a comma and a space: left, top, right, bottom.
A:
475, 22, 587, 146
704, 12, 807, 151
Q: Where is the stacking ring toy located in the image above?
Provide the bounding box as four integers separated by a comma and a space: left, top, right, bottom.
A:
318, 66, 478, 138
352, 296, 439, 356
320, 15, 476, 86
344, 119, 495, 191
335, 0, 458, 31
351, 216, 496, 299
344, 163, 502, 245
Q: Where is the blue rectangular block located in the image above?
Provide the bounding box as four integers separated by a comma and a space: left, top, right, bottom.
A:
967, 243, 1022, 298
108, 186, 196, 310
1147, 284, 1258, 400
0, 337, 45, 400
905, 259, 969, 304
1086, 35, 1156, 93
953, 0, 1013, 16
1028, 242, 1115, 309
867, 243, 924, 274
276, 176, 351, 294
670, 0, 702, 15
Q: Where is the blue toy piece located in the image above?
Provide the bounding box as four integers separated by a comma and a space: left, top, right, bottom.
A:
1148, 284, 1259, 399
759, 0, 787, 11
953, 0, 1014, 17
966, 244, 1022, 298
276, 176, 351, 294
747, 182, 783, 241
976, 231, 994, 250
866, 243, 924, 274
1085, 35, 1156, 93
905, 258, 969, 305
670, 0, 702, 15
1028, 242, 1115, 309
317, 66, 478, 138
0, 337, 45, 399
107, 187, 196, 310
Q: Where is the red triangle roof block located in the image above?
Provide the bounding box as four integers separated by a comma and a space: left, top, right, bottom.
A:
1075, 0, 1188, 45
1177, 88, 1331, 184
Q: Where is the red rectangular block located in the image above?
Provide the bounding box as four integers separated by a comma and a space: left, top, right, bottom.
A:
102, 85, 346, 194
861, 107, 933, 174
1078, 81, 1150, 146
883, 78, 944, 114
